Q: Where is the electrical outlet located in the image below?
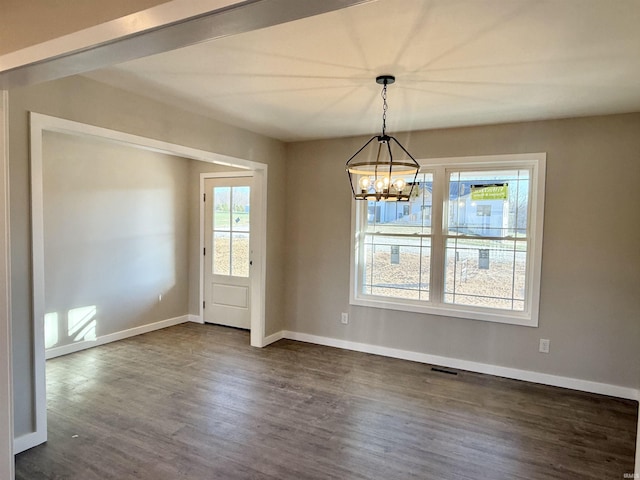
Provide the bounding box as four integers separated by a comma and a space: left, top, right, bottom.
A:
341, 312, 349, 325
539, 338, 550, 353
158, 294, 163, 302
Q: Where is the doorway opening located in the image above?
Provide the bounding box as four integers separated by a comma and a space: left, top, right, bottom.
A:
26, 112, 268, 454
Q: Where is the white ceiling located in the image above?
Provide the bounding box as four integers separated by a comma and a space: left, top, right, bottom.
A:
84, 0, 640, 142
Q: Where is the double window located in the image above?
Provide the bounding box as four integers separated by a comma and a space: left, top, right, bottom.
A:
350, 153, 546, 326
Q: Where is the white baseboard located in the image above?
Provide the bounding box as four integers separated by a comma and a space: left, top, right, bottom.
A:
262, 330, 285, 347
281, 330, 640, 401
45, 315, 190, 360
41, 322, 640, 396
14, 430, 47, 455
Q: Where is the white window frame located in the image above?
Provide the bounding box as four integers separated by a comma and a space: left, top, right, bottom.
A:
349, 152, 546, 327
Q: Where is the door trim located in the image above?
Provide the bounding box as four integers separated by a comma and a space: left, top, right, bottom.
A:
199, 171, 267, 347
0, 90, 14, 479
28, 112, 269, 453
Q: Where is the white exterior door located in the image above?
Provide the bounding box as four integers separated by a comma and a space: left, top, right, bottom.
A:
203, 177, 253, 329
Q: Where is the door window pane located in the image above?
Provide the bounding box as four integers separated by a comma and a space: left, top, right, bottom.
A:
214, 187, 231, 229
213, 232, 230, 276
231, 186, 250, 232
211, 184, 251, 278
232, 233, 250, 277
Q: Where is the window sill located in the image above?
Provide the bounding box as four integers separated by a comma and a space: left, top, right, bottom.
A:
350, 294, 538, 327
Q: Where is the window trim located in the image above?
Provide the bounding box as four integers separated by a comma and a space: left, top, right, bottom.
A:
349, 152, 546, 327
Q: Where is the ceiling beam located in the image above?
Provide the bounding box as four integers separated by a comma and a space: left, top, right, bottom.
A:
0, 0, 374, 90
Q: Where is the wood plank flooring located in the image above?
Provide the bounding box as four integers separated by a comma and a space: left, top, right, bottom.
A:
15, 323, 638, 479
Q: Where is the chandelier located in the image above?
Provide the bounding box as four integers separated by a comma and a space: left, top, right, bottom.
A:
346, 75, 419, 201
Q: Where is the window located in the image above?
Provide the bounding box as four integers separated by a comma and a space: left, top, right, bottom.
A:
350, 153, 546, 326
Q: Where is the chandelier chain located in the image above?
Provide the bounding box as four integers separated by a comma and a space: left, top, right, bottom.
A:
381, 82, 388, 136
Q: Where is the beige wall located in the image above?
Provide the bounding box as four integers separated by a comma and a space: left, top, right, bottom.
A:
43, 131, 191, 348
285, 113, 640, 390
0, 0, 172, 55
9, 74, 286, 438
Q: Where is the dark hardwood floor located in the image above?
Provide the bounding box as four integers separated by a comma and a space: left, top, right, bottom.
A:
15, 323, 637, 479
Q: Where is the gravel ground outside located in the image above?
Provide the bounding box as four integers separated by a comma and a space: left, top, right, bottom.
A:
364, 249, 526, 310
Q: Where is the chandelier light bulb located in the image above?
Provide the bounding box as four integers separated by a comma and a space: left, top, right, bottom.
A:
359, 176, 371, 191
393, 178, 406, 191
374, 179, 385, 192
